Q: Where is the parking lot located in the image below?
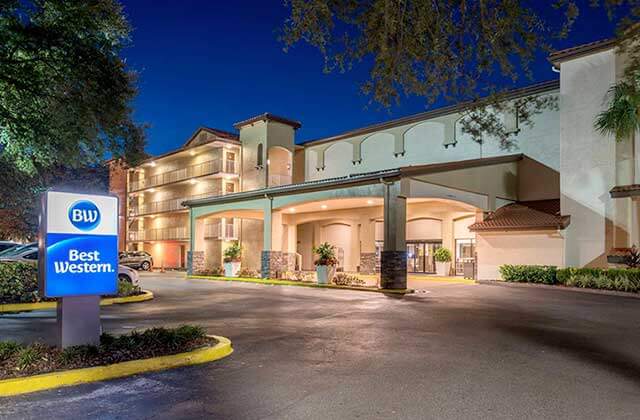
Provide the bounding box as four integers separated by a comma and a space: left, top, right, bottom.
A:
1, 272, 639, 419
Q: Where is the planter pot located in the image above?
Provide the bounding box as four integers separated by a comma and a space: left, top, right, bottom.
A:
316, 265, 336, 285
435, 261, 451, 276
224, 261, 241, 277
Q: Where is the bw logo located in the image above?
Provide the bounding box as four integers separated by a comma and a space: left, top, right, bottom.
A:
68, 200, 101, 231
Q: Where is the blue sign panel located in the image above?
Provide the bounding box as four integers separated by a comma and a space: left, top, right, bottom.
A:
40, 191, 119, 297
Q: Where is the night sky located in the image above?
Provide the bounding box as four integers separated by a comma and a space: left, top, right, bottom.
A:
120, 1, 619, 155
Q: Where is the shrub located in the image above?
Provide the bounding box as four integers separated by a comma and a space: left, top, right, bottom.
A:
199, 266, 224, 277
117, 279, 141, 297
332, 273, 366, 287
0, 262, 40, 304
223, 242, 241, 263
499, 265, 558, 284
313, 242, 338, 266
433, 247, 452, 263
557, 267, 640, 293
237, 268, 260, 278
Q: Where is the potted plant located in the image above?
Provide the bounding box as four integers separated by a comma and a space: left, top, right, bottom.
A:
434, 247, 452, 276
223, 242, 242, 277
313, 242, 338, 284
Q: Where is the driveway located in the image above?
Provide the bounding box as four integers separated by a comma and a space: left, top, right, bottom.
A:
1, 272, 639, 419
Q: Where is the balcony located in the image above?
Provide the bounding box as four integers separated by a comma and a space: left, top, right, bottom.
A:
130, 191, 221, 217
204, 219, 238, 240
128, 227, 188, 242
130, 158, 237, 191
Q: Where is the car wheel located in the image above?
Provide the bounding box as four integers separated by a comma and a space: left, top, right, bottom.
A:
118, 274, 131, 283
141, 261, 151, 271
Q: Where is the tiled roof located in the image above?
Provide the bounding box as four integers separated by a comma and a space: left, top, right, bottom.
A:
468, 199, 570, 232
233, 113, 302, 130
549, 38, 617, 64
610, 184, 640, 198
201, 127, 239, 141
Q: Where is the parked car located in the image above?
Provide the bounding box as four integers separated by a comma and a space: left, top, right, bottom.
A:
0, 245, 139, 284
119, 251, 153, 271
0, 241, 20, 253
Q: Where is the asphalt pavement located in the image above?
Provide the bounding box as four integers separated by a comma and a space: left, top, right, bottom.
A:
1, 272, 639, 419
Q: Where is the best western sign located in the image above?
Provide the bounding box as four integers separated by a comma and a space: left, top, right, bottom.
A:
39, 191, 118, 297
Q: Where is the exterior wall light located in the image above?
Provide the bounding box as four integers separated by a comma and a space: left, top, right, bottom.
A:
149, 161, 156, 167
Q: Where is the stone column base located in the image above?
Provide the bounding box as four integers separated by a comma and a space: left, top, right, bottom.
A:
380, 251, 407, 289
261, 250, 284, 279
187, 251, 205, 275
359, 252, 377, 274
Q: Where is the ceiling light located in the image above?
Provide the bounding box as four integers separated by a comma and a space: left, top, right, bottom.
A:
149, 161, 156, 167
189, 150, 196, 156
321, 204, 328, 210
148, 188, 155, 193
289, 208, 296, 213
367, 200, 374, 205
189, 179, 197, 184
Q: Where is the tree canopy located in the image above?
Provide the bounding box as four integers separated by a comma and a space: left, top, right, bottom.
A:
282, 0, 640, 147
0, 0, 146, 175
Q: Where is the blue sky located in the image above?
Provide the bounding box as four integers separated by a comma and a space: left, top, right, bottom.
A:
120, 1, 619, 155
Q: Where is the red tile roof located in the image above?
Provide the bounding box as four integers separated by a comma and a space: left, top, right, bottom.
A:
610, 184, 640, 198
233, 113, 302, 130
549, 38, 617, 65
468, 199, 570, 232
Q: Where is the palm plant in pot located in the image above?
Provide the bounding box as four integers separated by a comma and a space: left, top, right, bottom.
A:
223, 242, 242, 277
313, 242, 338, 285
433, 247, 452, 276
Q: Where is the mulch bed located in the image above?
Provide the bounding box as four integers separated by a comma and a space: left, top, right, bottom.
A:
0, 326, 215, 380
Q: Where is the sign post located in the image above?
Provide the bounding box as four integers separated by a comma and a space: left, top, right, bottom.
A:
39, 191, 119, 349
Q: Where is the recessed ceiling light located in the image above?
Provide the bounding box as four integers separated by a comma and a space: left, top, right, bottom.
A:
148, 188, 155, 193
289, 208, 296, 213
189, 150, 196, 156
367, 200, 374, 205
321, 204, 328, 209
189, 179, 197, 184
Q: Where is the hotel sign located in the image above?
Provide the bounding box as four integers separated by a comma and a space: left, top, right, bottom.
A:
39, 191, 119, 297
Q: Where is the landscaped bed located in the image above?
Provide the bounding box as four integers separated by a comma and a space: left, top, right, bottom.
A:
0, 325, 215, 380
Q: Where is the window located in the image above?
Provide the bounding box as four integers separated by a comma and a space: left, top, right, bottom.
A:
225, 182, 235, 194
256, 143, 264, 168
455, 238, 476, 275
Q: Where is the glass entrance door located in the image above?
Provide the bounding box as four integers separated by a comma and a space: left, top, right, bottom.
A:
407, 241, 441, 273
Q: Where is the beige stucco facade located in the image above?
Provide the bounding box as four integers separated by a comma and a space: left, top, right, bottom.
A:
109, 39, 639, 285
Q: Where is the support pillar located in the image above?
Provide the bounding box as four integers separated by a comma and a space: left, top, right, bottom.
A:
57, 296, 101, 349
261, 198, 284, 278
380, 179, 408, 289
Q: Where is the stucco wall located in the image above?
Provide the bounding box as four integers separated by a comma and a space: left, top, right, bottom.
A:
560, 49, 617, 267
304, 92, 559, 182
476, 231, 565, 280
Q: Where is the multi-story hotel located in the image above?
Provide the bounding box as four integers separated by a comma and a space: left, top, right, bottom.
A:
110, 38, 639, 289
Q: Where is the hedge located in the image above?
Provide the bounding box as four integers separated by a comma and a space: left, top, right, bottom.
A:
499, 264, 640, 293
499, 265, 558, 285
0, 262, 40, 304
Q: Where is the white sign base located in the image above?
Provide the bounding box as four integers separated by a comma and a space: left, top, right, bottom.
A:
57, 296, 101, 349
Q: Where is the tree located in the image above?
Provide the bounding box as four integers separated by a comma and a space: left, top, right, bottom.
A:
0, 157, 109, 241
0, 0, 146, 175
281, 0, 639, 147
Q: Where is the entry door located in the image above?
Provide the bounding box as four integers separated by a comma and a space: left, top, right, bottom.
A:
407, 242, 441, 273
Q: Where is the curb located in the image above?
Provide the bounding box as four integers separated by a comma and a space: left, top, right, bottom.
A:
188, 276, 414, 295
477, 280, 640, 299
0, 290, 154, 314
0, 335, 232, 397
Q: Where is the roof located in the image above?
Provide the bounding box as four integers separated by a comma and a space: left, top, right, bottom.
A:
610, 184, 640, 198
233, 113, 302, 130
136, 127, 240, 166
184, 154, 524, 208
549, 38, 617, 65
301, 80, 559, 146
468, 199, 570, 232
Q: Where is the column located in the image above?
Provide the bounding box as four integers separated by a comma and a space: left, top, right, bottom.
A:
261, 199, 283, 278
380, 179, 408, 289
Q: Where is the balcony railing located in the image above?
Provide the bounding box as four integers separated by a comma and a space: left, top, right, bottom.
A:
131, 158, 237, 191
204, 219, 238, 240
130, 191, 221, 217
128, 227, 188, 242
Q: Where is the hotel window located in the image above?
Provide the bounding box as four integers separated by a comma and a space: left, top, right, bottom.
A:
225, 151, 236, 173
455, 238, 476, 275
256, 143, 264, 168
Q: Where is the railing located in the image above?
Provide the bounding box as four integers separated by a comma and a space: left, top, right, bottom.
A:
130, 191, 221, 216
128, 227, 188, 241
130, 158, 237, 191
268, 174, 292, 187
204, 219, 238, 240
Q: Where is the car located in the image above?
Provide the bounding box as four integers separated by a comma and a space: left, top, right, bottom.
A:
0, 241, 20, 253
0, 246, 139, 284
119, 251, 153, 271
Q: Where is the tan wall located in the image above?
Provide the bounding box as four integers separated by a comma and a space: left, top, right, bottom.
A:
143, 242, 187, 269
518, 157, 560, 201
476, 231, 565, 280
240, 219, 263, 271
